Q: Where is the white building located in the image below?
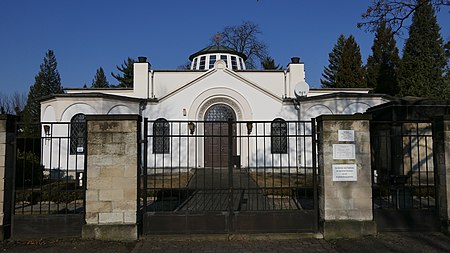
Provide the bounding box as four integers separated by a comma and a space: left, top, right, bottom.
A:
40, 45, 390, 174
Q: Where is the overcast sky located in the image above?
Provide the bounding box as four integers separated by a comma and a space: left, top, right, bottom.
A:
1, 0, 449, 96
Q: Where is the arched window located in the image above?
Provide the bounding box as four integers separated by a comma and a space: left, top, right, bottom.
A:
271, 118, 287, 154
153, 118, 170, 154
205, 104, 235, 121
70, 114, 86, 154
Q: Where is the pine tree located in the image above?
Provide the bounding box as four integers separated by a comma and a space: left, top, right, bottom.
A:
111, 57, 135, 88
261, 57, 282, 70
335, 35, 366, 88
397, 0, 448, 98
91, 67, 109, 88
321, 34, 346, 88
24, 50, 63, 123
366, 22, 400, 95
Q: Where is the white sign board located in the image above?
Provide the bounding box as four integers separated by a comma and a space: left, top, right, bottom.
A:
332, 164, 357, 181
338, 130, 354, 142
333, 144, 355, 159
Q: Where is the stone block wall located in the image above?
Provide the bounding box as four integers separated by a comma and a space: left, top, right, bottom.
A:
433, 116, 450, 232
316, 115, 376, 239
0, 115, 15, 240
82, 115, 140, 241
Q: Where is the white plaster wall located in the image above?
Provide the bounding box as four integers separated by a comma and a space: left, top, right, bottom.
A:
108, 105, 134, 114
300, 97, 388, 120
239, 71, 285, 98
144, 65, 293, 170
152, 71, 204, 99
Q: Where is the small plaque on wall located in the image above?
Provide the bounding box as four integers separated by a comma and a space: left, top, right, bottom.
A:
338, 130, 354, 142
333, 144, 355, 159
332, 164, 357, 181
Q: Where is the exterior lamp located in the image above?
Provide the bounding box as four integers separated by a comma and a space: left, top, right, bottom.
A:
188, 122, 196, 135
246, 122, 253, 135
43, 125, 51, 136
43, 125, 51, 141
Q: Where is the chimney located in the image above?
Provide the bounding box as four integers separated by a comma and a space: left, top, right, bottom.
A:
287, 56, 308, 98
291, 57, 300, 64
134, 56, 150, 99
138, 56, 147, 63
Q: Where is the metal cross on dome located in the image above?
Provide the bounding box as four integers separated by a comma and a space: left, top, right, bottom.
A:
214, 33, 222, 46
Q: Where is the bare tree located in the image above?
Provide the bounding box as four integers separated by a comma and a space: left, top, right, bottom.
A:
213, 21, 268, 69
0, 91, 26, 115
358, 0, 449, 35
0, 93, 10, 114
11, 91, 27, 115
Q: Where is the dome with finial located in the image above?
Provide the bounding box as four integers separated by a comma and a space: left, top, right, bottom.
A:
189, 34, 247, 71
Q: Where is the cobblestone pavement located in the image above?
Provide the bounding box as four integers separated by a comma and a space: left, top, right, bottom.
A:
131, 237, 337, 253
2, 232, 450, 253
330, 232, 450, 253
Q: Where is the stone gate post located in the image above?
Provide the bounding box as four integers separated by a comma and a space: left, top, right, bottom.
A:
0, 115, 16, 240
82, 115, 140, 241
316, 115, 376, 239
433, 116, 450, 233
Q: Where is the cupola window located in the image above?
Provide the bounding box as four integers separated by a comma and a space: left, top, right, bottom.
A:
231, 56, 238, 70
199, 56, 206, 70
209, 55, 216, 69
192, 58, 198, 69
220, 55, 228, 67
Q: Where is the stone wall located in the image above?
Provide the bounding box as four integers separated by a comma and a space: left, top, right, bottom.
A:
433, 116, 450, 233
317, 115, 376, 239
82, 115, 140, 241
0, 115, 15, 240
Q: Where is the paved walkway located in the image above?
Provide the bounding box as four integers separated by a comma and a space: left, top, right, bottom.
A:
184, 168, 272, 211
2, 233, 450, 253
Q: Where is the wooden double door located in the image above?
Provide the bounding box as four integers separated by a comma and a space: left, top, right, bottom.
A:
204, 104, 236, 167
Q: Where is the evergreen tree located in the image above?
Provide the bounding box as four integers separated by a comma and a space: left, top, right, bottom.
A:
397, 0, 448, 98
24, 50, 63, 123
111, 57, 135, 88
261, 57, 282, 70
321, 34, 346, 88
335, 35, 366, 88
366, 22, 400, 95
91, 67, 109, 88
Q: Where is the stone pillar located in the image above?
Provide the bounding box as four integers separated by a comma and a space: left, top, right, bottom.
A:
0, 115, 15, 240
433, 116, 450, 233
82, 115, 140, 241
316, 115, 376, 239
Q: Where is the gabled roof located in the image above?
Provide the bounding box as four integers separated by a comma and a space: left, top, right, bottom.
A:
189, 45, 247, 61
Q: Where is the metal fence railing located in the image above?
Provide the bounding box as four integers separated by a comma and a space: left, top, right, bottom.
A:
371, 120, 436, 210
14, 122, 86, 215
140, 119, 318, 214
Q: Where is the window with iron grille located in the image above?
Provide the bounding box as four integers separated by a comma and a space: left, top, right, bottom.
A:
271, 118, 287, 154
70, 113, 86, 154
153, 118, 170, 154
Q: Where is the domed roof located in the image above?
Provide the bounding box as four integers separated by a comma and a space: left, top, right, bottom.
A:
189, 45, 247, 61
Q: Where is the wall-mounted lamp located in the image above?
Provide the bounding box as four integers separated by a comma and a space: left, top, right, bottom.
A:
183, 108, 187, 116
188, 122, 196, 135
246, 122, 253, 135
43, 125, 51, 141
43, 125, 50, 136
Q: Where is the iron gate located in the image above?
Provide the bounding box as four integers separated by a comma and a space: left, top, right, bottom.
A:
11, 122, 86, 239
140, 119, 318, 234
371, 120, 440, 231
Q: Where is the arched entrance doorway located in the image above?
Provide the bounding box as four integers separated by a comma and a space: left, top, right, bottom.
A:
204, 104, 236, 167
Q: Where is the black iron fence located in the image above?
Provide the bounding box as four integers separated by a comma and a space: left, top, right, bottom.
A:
12, 122, 86, 239
140, 119, 318, 233
371, 120, 439, 231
